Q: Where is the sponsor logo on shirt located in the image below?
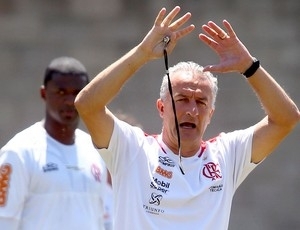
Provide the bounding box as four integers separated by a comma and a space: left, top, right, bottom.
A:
66, 165, 84, 171
42, 162, 59, 172
0, 163, 12, 206
143, 192, 165, 215
155, 166, 173, 179
150, 177, 170, 194
149, 192, 163, 206
158, 156, 175, 167
209, 184, 223, 192
143, 204, 165, 215
149, 192, 163, 205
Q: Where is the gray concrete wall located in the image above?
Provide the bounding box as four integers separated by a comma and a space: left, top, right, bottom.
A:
1, 0, 300, 229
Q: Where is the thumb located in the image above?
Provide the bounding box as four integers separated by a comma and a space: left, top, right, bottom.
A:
203, 65, 221, 73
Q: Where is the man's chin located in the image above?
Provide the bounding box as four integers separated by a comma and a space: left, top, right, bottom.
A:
181, 131, 202, 142
60, 116, 79, 126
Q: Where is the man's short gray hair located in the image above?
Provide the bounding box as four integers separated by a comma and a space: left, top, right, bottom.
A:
159, 61, 218, 108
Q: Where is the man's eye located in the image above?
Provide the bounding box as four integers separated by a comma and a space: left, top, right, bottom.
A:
177, 98, 186, 102
57, 90, 65, 95
197, 100, 207, 106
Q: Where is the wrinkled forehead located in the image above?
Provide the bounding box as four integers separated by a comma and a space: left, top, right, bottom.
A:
172, 71, 213, 92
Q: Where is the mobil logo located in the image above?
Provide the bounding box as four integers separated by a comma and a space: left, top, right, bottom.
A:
153, 177, 170, 188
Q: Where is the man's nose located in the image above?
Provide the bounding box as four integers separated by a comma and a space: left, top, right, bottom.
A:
64, 94, 76, 105
186, 101, 199, 117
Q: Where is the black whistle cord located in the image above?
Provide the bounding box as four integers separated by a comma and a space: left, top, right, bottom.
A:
163, 40, 185, 175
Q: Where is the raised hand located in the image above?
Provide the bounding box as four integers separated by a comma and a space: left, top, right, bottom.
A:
199, 20, 253, 74
139, 6, 195, 60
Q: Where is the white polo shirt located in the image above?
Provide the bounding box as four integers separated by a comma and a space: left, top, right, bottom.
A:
99, 117, 257, 230
0, 122, 107, 230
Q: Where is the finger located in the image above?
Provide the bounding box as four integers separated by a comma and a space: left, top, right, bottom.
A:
163, 25, 195, 54
198, 33, 219, 49
201, 24, 218, 39
161, 6, 181, 26
203, 62, 234, 73
154, 8, 167, 26
174, 24, 195, 40
222, 20, 237, 38
202, 64, 222, 73
169, 12, 192, 31
207, 21, 226, 35
207, 21, 229, 39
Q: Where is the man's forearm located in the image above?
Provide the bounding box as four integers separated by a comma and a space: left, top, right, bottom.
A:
247, 66, 300, 127
75, 45, 148, 115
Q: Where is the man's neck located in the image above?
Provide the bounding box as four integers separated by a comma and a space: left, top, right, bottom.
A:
43, 120, 76, 145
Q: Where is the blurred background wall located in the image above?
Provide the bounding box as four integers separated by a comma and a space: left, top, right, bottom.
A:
0, 0, 299, 229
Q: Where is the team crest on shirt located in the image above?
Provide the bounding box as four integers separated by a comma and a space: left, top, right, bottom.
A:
202, 162, 222, 181
91, 164, 102, 182
0, 163, 12, 206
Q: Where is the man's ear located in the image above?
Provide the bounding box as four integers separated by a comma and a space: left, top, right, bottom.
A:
207, 109, 215, 124
156, 99, 164, 118
40, 85, 46, 100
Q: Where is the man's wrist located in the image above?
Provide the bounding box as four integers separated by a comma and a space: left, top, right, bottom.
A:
242, 57, 260, 78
